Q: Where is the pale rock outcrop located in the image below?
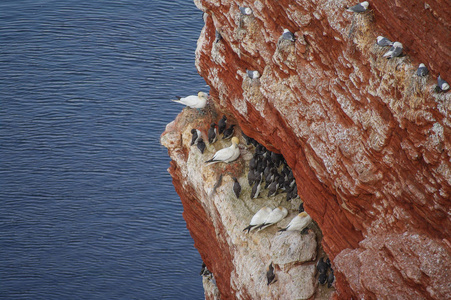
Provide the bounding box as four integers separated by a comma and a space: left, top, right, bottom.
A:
163, 0, 451, 298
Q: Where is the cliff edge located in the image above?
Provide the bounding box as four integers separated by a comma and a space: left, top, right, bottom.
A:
161, 0, 451, 299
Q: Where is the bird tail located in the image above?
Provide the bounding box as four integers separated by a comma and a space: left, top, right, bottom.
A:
171, 96, 183, 103
205, 159, 219, 165
278, 227, 287, 232
242, 225, 254, 233
256, 223, 268, 231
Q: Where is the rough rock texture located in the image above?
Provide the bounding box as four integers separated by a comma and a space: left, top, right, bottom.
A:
161, 107, 331, 299
162, 0, 451, 299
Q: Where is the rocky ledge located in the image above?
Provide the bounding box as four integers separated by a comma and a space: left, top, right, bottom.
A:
162, 0, 450, 299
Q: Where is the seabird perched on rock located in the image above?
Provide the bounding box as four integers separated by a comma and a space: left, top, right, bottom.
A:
267, 180, 279, 197
282, 29, 295, 42
200, 262, 212, 277
251, 178, 262, 199
278, 212, 312, 232
232, 177, 241, 199
416, 63, 429, 77
319, 272, 328, 285
222, 124, 236, 140
266, 262, 277, 285
239, 6, 253, 15
257, 207, 288, 230
205, 137, 240, 164
270, 152, 284, 167
436, 75, 450, 92
196, 138, 206, 154
298, 202, 304, 213
208, 123, 217, 144
172, 91, 208, 109
383, 42, 403, 59
243, 206, 272, 233
376, 36, 393, 47
246, 70, 260, 79
190, 129, 201, 146
327, 269, 335, 288
242, 132, 253, 145
214, 30, 222, 43
317, 257, 328, 274
346, 1, 369, 13
218, 115, 227, 135
249, 153, 258, 170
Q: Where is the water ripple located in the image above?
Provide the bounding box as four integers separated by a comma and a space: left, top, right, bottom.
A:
0, 0, 206, 299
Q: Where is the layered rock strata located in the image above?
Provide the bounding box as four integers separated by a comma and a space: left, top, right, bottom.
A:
163, 0, 451, 299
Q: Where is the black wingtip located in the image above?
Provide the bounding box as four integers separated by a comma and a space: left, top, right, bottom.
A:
243, 225, 252, 233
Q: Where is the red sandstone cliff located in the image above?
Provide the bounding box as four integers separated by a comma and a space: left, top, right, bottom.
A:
162, 0, 451, 299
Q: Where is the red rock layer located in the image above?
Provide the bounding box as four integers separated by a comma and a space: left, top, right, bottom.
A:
166, 0, 451, 299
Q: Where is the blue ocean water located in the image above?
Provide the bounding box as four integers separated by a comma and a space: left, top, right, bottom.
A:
0, 0, 207, 299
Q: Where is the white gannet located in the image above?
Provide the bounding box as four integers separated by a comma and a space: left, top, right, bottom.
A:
205, 137, 240, 164
282, 29, 295, 42
243, 206, 272, 233
257, 207, 288, 231
383, 42, 403, 59
172, 91, 208, 109
278, 212, 312, 232
376, 36, 393, 47
416, 63, 428, 77
346, 1, 369, 13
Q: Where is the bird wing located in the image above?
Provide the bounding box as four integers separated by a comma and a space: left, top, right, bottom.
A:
212, 147, 233, 162
176, 95, 199, 107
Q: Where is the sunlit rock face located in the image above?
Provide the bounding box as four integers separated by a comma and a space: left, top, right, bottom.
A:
162, 0, 450, 299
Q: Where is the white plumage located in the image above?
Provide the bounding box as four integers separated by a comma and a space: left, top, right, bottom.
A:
205, 137, 240, 164
257, 207, 288, 231
243, 207, 272, 233
172, 91, 208, 109
376, 36, 393, 47
279, 212, 312, 232
383, 42, 403, 59
437, 75, 450, 91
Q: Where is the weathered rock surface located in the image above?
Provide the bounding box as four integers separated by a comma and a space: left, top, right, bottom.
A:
162, 0, 451, 299
161, 106, 329, 299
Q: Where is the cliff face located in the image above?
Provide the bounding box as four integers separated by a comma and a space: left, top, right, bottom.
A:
162, 0, 451, 299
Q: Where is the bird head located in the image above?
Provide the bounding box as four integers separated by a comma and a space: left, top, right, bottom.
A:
361, 1, 369, 9
231, 137, 240, 145
298, 212, 308, 217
